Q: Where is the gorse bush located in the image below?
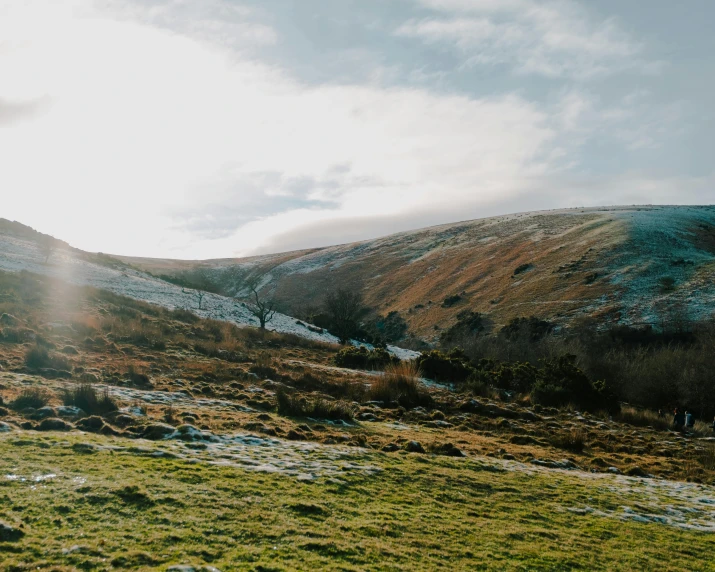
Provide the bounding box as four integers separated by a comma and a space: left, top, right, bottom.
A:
334, 346, 398, 370
62, 383, 118, 415
416, 348, 474, 383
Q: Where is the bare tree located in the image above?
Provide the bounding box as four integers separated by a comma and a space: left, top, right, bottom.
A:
243, 281, 276, 329
182, 288, 206, 310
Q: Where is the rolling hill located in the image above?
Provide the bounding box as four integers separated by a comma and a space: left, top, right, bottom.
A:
118, 205, 715, 342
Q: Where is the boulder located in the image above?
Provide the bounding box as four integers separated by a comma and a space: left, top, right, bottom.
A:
35, 406, 57, 419
435, 443, 466, 457
404, 440, 426, 454
0, 421, 12, 432
382, 443, 400, 452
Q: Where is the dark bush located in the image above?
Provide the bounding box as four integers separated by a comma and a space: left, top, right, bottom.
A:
441, 294, 462, 308
334, 346, 398, 370
417, 348, 474, 383
440, 311, 485, 343
531, 355, 618, 412
500, 316, 554, 341
62, 383, 118, 415
473, 360, 539, 393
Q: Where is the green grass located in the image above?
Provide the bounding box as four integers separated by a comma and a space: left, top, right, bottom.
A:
1, 432, 714, 571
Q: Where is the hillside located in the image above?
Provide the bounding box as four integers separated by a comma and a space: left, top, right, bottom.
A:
1, 269, 715, 570
118, 205, 715, 342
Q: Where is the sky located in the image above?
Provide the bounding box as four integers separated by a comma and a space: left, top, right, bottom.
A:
1, 0, 713, 259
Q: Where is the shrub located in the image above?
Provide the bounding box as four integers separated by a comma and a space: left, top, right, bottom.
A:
62, 383, 118, 415
276, 390, 355, 421
474, 360, 539, 393
500, 317, 554, 341
334, 346, 398, 370
531, 355, 618, 413
367, 362, 431, 409
440, 311, 485, 343
10, 387, 52, 410
441, 294, 462, 308
24, 345, 70, 371
659, 276, 676, 292
417, 348, 474, 382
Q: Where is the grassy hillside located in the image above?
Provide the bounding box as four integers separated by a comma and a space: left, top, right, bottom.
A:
119, 206, 715, 342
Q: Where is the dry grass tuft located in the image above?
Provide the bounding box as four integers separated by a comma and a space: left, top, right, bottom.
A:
367, 361, 432, 408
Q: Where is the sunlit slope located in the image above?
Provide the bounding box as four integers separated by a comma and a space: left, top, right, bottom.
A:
120, 205, 715, 338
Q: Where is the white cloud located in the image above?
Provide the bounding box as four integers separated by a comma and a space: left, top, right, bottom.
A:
0, 0, 565, 258
398, 0, 646, 79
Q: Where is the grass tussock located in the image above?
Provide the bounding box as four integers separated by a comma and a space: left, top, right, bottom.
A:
276, 390, 355, 421
549, 428, 586, 453
367, 361, 432, 408
62, 383, 118, 415
24, 344, 70, 371
616, 406, 671, 431
10, 387, 53, 410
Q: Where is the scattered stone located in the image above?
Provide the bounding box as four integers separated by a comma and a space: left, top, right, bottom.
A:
0, 521, 24, 542
37, 418, 73, 431
60, 345, 79, 355
425, 420, 452, 428
72, 443, 99, 454
607, 467, 621, 474
358, 412, 378, 421
404, 440, 426, 454
625, 466, 650, 478
382, 443, 400, 452
0, 421, 12, 432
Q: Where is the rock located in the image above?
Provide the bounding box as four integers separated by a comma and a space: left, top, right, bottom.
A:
35, 406, 57, 419
607, 467, 621, 474
79, 372, 99, 382
142, 423, 176, 440
60, 345, 79, 355
0, 407, 10, 417
358, 412, 378, 421
431, 410, 446, 420
175, 424, 217, 442
111, 414, 136, 427
0, 521, 24, 542
425, 420, 452, 428
0, 421, 12, 432
37, 418, 73, 431
56, 405, 85, 418
404, 440, 426, 454
382, 443, 400, 452
435, 443, 466, 457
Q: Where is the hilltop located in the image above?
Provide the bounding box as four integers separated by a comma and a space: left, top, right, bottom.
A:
117, 205, 715, 342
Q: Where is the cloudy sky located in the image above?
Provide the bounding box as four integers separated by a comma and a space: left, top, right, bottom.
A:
1, 0, 713, 258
